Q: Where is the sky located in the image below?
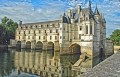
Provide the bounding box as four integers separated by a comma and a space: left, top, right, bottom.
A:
0, 0, 120, 36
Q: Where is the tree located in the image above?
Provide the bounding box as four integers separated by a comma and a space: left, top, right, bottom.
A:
0, 16, 18, 44
110, 29, 120, 45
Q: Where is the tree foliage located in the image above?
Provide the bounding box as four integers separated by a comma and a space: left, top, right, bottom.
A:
0, 16, 18, 44
110, 29, 120, 45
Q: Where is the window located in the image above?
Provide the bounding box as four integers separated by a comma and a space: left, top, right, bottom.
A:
86, 25, 88, 34
49, 61, 51, 65
24, 31, 25, 34
86, 17, 88, 21
55, 36, 57, 40
50, 36, 52, 40
63, 36, 65, 39
34, 31, 35, 34
29, 31, 30, 34
41, 25, 43, 28
52, 24, 54, 27
19, 36, 20, 39
56, 29, 58, 33
39, 30, 41, 33
22, 36, 24, 39
80, 26, 82, 30
32, 36, 34, 39
90, 25, 92, 34
28, 36, 30, 39
79, 34, 81, 39
60, 36, 62, 39
45, 30, 46, 33
43, 36, 45, 39
19, 31, 20, 34
50, 30, 52, 33
36, 25, 37, 28
47, 25, 49, 27
39, 36, 40, 39
63, 27, 65, 30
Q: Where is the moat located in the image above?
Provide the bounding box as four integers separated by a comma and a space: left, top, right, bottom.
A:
0, 49, 101, 77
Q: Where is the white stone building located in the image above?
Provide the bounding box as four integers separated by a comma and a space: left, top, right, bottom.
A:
11, 0, 113, 66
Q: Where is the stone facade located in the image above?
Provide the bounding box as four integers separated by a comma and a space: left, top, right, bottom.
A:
12, 1, 113, 67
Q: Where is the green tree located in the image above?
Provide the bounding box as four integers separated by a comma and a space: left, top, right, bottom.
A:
0, 16, 18, 44
110, 29, 120, 45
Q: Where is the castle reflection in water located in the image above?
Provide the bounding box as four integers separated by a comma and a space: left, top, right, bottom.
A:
0, 49, 93, 77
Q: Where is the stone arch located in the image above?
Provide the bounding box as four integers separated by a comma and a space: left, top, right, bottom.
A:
47, 42, 54, 50
26, 41, 31, 49
35, 41, 43, 50
16, 41, 21, 49
69, 43, 81, 54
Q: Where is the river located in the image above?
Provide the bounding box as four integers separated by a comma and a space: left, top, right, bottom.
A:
0, 49, 96, 77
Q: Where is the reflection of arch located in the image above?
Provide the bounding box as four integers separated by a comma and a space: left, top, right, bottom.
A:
16, 41, 21, 49
36, 41, 43, 50
47, 42, 54, 50
26, 41, 31, 49
69, 44, 81, 54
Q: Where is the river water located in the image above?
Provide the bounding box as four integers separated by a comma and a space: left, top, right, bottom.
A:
0, 49, 94, 77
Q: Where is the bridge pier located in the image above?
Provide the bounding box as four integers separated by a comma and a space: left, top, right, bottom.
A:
43, 41, 47, 50
21, 41, 26, 49
31, 41, 36, 50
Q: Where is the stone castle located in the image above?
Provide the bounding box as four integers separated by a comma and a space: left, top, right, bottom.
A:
11, 1, 113, 66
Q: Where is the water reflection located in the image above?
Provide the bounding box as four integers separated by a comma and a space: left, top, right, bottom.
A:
0, 49, 93, 77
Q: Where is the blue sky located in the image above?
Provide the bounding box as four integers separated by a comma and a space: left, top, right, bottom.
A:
0, 0, 120, 36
